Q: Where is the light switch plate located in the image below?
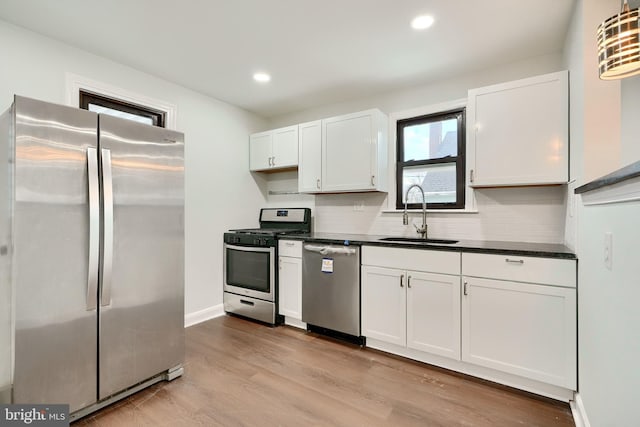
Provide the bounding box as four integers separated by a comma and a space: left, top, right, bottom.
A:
604, 232, 613, 270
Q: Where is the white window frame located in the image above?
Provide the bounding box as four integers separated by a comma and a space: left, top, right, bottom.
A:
65, 73, 178, 130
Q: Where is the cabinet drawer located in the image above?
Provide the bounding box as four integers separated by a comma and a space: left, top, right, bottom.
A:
363, 246, 460, 275
278, 240, 302, 258
462, 253, 576, 288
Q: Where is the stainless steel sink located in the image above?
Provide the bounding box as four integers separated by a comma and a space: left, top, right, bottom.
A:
378, 237, 459, 244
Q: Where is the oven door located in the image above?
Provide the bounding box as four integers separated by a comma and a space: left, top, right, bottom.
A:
223, 243, 275, 301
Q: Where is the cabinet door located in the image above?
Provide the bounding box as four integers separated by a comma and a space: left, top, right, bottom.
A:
461, 277, 576, 388
468, 71, 568, 186
322, 111, 375, 192
278, 256, 302, 320
407, 272, 461, 360
298, 120, 322, 192
361, 266, 406, 346
249, 131, 272, 171
272, 125, 298, 168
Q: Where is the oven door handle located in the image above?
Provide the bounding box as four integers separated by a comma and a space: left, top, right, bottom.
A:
224, 243, 274, 253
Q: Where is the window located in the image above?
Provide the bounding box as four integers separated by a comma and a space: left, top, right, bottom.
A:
79, 90, 166, 127
396, 109, 465, 210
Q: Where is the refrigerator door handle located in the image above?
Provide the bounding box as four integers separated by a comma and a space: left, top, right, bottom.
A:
100, 148, 114, 307
86, 147, 100, 311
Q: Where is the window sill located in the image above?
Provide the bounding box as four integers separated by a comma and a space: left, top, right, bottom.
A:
381, 209, 479, 214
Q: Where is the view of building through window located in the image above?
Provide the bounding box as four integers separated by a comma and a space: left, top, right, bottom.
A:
396, 109, 465, 209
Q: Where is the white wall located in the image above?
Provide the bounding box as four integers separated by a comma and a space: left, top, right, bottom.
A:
269, 53, 563, 128
563, 1, 640, 425
0, 20, 268, 319
578, 197, 640, 427
621, 75, 640, 163
265, 53, 569, 244
561, 0, 585, 251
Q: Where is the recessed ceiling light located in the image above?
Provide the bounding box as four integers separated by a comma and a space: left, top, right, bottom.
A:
253, 72, 271, 83
411, 15, 434, 30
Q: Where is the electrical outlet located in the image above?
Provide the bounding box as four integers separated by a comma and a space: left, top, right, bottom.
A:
604, 232, 613, 270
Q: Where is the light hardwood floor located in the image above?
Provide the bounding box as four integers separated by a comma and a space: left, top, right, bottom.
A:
74, 315, 575, 426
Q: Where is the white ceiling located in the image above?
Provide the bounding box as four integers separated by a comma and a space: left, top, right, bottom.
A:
0, 0, 576, 118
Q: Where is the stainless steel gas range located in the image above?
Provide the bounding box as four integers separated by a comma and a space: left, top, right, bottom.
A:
223, 208, 311, 324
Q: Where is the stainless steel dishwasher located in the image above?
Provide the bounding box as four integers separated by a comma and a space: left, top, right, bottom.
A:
302, 242, 361, 341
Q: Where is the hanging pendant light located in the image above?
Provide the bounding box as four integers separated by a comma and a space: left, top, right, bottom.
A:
597, 0, 640, 80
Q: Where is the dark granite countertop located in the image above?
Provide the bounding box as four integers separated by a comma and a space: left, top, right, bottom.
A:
575, 160, 640, 194
281, 233, 576, 259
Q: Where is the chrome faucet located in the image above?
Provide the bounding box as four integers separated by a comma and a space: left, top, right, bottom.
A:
403, 184, 427, 239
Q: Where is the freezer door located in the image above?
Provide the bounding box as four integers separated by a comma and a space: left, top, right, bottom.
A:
12, 96, 99, 412
97, 115, 184, 399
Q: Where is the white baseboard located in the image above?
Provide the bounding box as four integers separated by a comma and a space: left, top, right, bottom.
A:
570, 393, 591, 427
366, 338, 574, 402
184, 304, 225, 328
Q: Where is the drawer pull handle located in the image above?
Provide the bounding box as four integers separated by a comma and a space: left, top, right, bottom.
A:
463, 281, 468, 296
407, 275, 412, 288
505, 258, 524, 264
316, 178, 321, 189
285, 242, 295, 246
240, 299, 255, 306
400, 274, 404, 288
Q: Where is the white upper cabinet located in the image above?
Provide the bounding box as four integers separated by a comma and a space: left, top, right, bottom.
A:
298, 109, 388, 193
249, 131, 272, 171
298, 120, 322, 192
249, 125, 298, 171
467, 71, 568, 187
321, 109, 388, 192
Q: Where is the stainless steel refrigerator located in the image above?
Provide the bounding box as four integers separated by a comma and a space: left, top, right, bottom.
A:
0, 95, 185, 419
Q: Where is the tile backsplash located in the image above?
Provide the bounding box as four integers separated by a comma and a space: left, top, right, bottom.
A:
265, 173, 567, 244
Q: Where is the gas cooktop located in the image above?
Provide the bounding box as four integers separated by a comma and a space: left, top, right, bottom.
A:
227, 208, 311, 236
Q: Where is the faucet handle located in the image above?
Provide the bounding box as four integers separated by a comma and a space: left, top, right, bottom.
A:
413, 223, 428, 238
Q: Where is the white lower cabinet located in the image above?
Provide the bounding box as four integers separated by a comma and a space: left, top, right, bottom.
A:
362, 247, 461, 360
361, 266, 406, 346
406, 271, 460, 359
278, 240, 305, 327
461, 277, 576, 388
461, 252, 577, 390
362, 246, 578, 399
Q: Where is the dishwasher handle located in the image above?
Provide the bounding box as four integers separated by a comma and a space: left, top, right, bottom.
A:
303, 244, 358, 256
